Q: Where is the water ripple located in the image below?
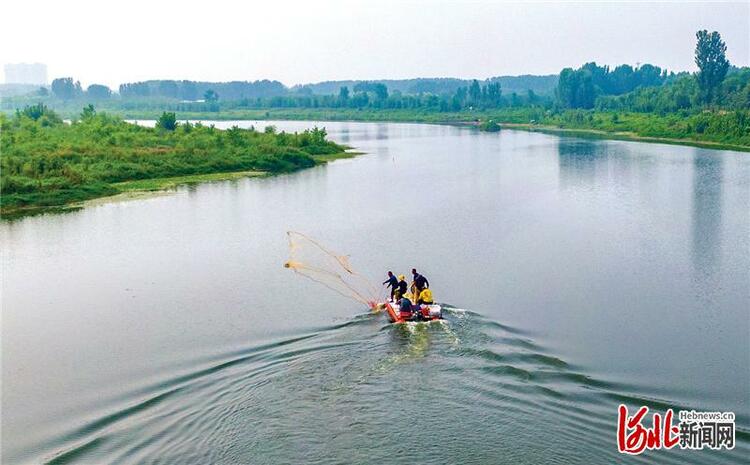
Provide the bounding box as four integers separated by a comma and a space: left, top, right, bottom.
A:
35, 308, 749, 465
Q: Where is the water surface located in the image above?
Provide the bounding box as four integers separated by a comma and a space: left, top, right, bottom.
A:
2, 121, 749, 464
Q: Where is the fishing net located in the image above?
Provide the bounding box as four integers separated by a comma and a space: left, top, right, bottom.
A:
284, 231, 382, 307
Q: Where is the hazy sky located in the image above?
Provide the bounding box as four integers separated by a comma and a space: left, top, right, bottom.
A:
2, 0, 748, 88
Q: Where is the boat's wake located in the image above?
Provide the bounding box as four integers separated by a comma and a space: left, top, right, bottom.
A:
28, 307, 749, 465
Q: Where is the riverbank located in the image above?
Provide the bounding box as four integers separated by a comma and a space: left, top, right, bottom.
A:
5, 105, 749, 151
108, 108, 750, 152
0, 110, 351, 219
500, 123, 750, 152
1, 151, 356, 219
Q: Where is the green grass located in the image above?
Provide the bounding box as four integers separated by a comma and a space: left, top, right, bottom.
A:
84, 107, 750, 150
113, 170, 266, 192
1, 109, 348, 217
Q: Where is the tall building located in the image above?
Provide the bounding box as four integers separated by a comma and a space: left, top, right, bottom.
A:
4, 63, 48, 85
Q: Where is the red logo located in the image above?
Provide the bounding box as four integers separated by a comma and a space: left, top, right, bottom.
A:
617, 404, 680, 454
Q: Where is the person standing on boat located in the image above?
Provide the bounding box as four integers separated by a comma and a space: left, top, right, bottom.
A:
382, 271, 398, 301
411, 268, 429, 295
395, 274, 408, 300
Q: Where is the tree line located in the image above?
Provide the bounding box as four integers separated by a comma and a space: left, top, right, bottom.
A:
22, 29, 749, 118
557, 30, 740, 111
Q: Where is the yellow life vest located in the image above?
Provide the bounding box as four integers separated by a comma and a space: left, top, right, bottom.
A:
419, 288, 433, 304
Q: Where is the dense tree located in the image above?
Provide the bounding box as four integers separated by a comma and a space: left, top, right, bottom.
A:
353, 81, 388, 100
81, 104, 96, 120
158, 80, 179, 99
51, 77, 82, 100
556, 62, 666, 108
204, 89, 218, 102
156, 111, 178, 130
468, 80, 482, 103
695, 30, 730, 103
338, 86, 349, 104
180, 81, 198, 100
86, 84, 112, 99
17, 103, 52, 121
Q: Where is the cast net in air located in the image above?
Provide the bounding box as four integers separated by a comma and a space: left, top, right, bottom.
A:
284, 231, 381, 308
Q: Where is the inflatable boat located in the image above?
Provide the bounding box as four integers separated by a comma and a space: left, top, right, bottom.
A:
379, 300, 443, 324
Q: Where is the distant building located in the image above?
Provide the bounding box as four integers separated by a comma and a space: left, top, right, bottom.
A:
4, 63, 48, 85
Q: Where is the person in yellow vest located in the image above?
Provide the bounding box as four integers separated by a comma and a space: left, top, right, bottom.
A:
417, 287, 433, 305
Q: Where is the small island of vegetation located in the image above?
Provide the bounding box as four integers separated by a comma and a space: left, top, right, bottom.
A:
478, 119, 501, 132
0, 105, 347, 216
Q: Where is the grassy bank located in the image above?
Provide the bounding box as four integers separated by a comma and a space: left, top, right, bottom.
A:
501, 124, 750, 152
89, 107, 750, 151
0, 108, 349, 217
5, 103, 749, 150
113, 170, 265, 192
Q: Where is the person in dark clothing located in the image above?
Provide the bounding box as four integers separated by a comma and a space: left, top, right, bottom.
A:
411, 268, 429, 294
395, 275, 408, 300
399, 296, 414, 319
382, 271, 398, 301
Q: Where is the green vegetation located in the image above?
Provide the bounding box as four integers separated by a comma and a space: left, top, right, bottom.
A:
114, 170, 264, 192
479, 119, 501, 132
0, 107, 347, 216
3, 31, 747, 150
1, 30, 748, 219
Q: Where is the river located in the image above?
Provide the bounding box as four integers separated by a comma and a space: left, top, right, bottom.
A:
2, 121, 749, 464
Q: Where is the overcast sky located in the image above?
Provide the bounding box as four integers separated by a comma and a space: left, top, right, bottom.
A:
2, 0, 748, 88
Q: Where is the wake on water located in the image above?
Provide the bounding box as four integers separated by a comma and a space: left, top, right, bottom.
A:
19, 235, 747, 464
30, 306, 748, 465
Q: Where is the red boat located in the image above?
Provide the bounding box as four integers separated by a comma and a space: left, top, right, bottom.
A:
376, 300, 443, 324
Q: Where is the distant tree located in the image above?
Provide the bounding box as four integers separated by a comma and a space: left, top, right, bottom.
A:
51, 77, 82, 100
695, 30, 730, 103
556, 68, 578, 108
556, 66, 597, 108
297, 86, 313, 96
180, 81, 198, 100
305, 126, 327, 145
119, 82, 151, 97
204, 89, 218, 102
338, 86, 349, 106
86, 84, 112, 99
18, 103, 49, 120
16, 103, 62, 125
486, 82, 502, 104
372, 83, 388, 100
37, 87, 49, 96
156, 112, 178, 131
350, 91, 369, 108
469, 79, 481, 103
352, 81, 388, 100
80, 104, 96, 120
158, 80, 179, 98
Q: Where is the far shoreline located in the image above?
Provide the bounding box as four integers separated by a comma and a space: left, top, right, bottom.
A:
117, 111, 750, 153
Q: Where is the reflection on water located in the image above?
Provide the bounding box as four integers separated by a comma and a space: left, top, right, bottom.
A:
691, 152, 724, 289
556, 139, 609, 189
2, 122, 748, 464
